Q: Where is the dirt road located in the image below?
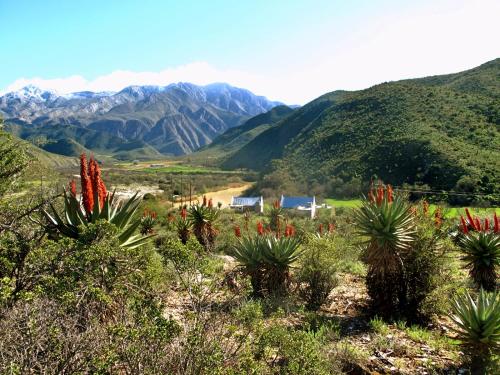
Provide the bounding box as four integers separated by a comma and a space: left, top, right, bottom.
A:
174, 183, 253, 208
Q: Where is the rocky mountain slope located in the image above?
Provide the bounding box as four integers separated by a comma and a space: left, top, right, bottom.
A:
0, 83, 281, 158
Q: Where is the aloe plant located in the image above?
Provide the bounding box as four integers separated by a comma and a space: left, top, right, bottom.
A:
43, 154, 152, 249
140, 209, 157, 235
268, 200, 284, 233
451, 289, 500, 372
460, 232, 500, 291
175, 207, 191, 244
188, 201, 219, 251
353, 184, 415, 315
458, 210, 499, 291
228, 235, 302, 296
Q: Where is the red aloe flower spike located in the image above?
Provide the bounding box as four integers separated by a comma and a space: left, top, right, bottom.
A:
257, 221, 264, 235
234, 225, 241, 237
180, 208, 187, 220
80, 153, 94, 216
460, 216, 469, 234
422, 200, 429, 215
387, 184, 393, 203
434, 208, 443, 228
69, 180, 77, 197
208, 198, 213, 208
284, 224, 295, 237
273, 200, 280, 209
494, 213, 499, 233
318, 223, 323, 235
484, 218, 489, 232
376, 186, 384, 206
202, 195, 207, 207
328, 223, 335, 233
465, 208, 476, 230
474, 218, 481, 232
89, 157, 106, 210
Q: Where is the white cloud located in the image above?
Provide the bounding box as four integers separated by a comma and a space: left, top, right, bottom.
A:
2, 62, 268, 98
2, 0, 499, 104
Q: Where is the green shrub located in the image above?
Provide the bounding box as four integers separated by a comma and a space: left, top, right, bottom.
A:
403, 216, 458, 321
254, 325, 334, 374
297, 238, 339, 310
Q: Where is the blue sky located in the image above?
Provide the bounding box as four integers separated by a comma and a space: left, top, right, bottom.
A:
1, 0, 499, 103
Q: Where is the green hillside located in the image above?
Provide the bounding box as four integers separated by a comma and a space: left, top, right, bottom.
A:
222, 59, 500, 204
189, 105, 294, 164
5, 123, 163, 161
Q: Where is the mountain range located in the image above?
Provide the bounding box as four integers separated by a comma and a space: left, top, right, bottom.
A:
2, 59, 499, 203
199, 58, 499, 203
0, 83, 281, 158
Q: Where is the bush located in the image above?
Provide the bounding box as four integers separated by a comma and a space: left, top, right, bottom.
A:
403, 215, 459, 321
297, 236, 339, 310
254, 324, 336, 374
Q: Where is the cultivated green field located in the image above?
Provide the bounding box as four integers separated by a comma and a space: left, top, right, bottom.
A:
325, 198, 500, 218
137, 165, 242, 174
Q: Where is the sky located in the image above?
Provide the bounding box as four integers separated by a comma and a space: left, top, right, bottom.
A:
0, 0, 499, 104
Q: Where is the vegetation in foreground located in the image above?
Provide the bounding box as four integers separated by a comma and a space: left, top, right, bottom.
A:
1, 134, 499, 374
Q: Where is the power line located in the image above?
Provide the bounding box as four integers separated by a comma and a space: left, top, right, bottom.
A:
392, 187, 500, 197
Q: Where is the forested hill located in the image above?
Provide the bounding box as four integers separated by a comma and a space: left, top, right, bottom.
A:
221, 58, 500, 203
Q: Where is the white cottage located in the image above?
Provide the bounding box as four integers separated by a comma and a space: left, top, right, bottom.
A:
230, 196, 264, 213
280, 195, 316, 218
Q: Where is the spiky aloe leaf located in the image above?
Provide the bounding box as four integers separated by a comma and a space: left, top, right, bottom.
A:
228, 236, 266, 271
353, 195, 415, 251
262, 236, 303, 269
459, 232, 500, 291
451, 289, 500, 351
43, 189, 151, 249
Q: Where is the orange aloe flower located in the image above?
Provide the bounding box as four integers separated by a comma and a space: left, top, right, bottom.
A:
234, 225, 241, 237
422, 200, 429, 215
460, 216, 469, 234
376, 186, 384, 206
387, 184, 393, 203
257, 221, 264, 235
80, 153, 94, 216
69, 179, 77, 197
328, 223, 335, 233
89, 156, 107, 209
465, 208, 476, 230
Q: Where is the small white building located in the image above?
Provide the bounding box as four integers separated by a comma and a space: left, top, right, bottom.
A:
230, 196, 264, 213
280, 195, 317, 218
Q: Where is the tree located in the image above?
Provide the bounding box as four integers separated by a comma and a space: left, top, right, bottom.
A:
0, 117, 30, 197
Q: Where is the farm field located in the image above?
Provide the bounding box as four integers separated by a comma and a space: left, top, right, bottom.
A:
325, 198, 500, 218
